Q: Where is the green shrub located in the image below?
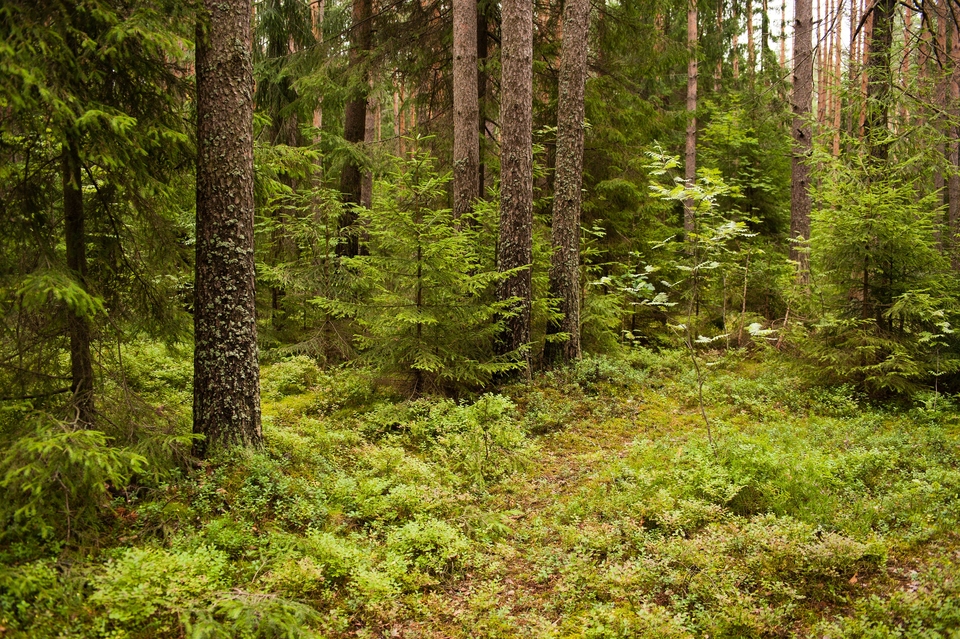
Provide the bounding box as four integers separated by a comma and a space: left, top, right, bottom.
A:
0, 416, 147, 541
90, 545, 228, 633
260, 356, 321, 400
384, 517, 470, 582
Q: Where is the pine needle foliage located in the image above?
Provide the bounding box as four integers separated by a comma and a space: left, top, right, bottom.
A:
314, 147, 523, 394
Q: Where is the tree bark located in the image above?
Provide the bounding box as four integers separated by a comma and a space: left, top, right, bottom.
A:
477, 6, 489, 198
497, 0, 534, 373
338, 0, 373, 257
949, 19, 960, 268
684, 0, 698, 238
545, 0, 590, 364
865, 0, 895, 163
194, 0, 262, 457
453, 0, 480, 220
790, 0, 813, 273
63, 132, 95, 426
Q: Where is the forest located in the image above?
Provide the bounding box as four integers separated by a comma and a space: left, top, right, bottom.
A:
2, 0, 960, 635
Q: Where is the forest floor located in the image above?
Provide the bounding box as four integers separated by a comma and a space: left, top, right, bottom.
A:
2, 348, 960, 638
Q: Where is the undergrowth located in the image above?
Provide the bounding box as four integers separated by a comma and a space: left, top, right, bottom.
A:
1, 348, 959, 637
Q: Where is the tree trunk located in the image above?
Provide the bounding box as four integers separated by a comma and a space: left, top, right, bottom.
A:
63, 133, 95, 426
865, 0, 895, 163
949, 19, 960, 268
194, 0, 262, 457
497, 0, 534, 373
545, 0, 590, 364
477, 6, 489, 198
684, 0, 698, 238
338, 0, 373, 258
453, 0, 480, 220
790, 0, 813, 274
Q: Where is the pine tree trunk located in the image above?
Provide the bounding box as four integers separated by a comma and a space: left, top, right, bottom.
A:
949, 20, 960, 268
338, 0, 373, 257
497, 0, 534, 372
790, 0, 813, 273
194, 0, 262, 457
453, 0, 479, 220
477, 7, 489, 198
545, 0, 590, 364
684, 0, 698, 238
865, 0, 894, 163
761, 0, 769, 71
63, 133, 95, 426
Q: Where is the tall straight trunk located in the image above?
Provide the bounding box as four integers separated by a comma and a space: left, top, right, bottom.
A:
546, 0, 590, 364
949, 20, 960, 267
790, 0, 813, 273
715, 0, 723, 92
194, 0, 262, 457
497, 0, 534, 372
312, 0, 325, 134
746, 0, 754, 72
477, 7, 489, 197
733, 0, 740, 79
453, 0, 480, 219
865, 0, 895, 163
816, 0, 825, 125
833, 0, 843, 154
761, 0, 769, 71
338, 0, 373, 258
780, 0, 787, 67
684, 0, 698, 237
361, 81, 379, 209
63, 133, 94, 425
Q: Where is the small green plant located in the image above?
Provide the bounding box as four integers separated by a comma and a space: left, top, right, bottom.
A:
0, 415, 147, 542
314, 145, 522, 395
646, 147, 756, 446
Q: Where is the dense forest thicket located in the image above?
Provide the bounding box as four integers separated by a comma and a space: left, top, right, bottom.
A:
2, 0, 960, 636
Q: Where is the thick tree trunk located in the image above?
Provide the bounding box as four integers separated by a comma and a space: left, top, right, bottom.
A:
453, 0, 479, 220
545, 0, 590, 364
338, 0, 373, 257
194, 0, 262, 457
497, 0, 534, 373
684, 0, 698, 237
790, 0, 813, 273
63, 133, 95, 426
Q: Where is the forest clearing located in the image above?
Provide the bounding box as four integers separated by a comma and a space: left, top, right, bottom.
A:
4, 0, 960, 635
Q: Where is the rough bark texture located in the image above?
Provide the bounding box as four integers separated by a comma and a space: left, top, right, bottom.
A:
790, 0, 813, 272
545, 0, 590, 364
865, 0, 895, 163
684, 0, 697, 237
497, 0, 534, 372
63, 133, 95, 426
477, 7, 489, 197
949, 20, 960, 268
194, 0, 262, 457
453, 0, 479, 219
338, 0, 373, 258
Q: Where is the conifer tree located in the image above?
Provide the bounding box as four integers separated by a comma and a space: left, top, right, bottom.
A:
497, 0, 534, 372
791, 0, 813, 274
194, 0, 262, 455
453, 0, 480, 220
546, 0, 590, 363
